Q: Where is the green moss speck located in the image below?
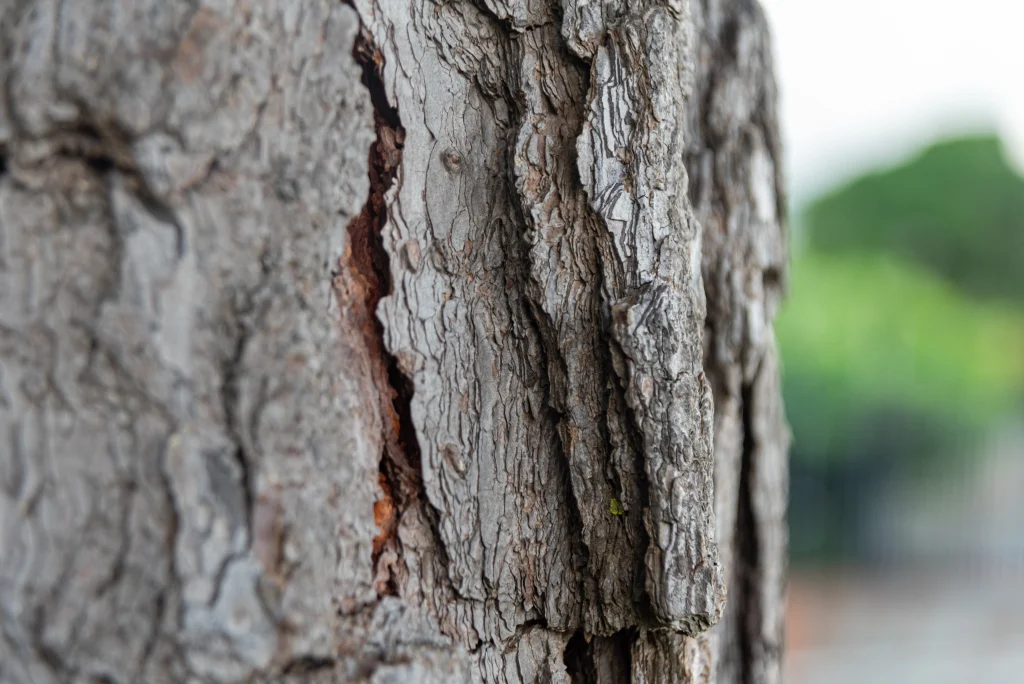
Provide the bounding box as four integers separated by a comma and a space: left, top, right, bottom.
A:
609, 497, 625, 515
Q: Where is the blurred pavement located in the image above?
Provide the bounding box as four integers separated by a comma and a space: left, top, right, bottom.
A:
786, 570, 1024, 684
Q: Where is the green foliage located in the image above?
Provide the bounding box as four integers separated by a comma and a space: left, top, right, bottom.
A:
784, 133, 1024, 564
805, 135, 1024, 304
777, 251, 1024, 462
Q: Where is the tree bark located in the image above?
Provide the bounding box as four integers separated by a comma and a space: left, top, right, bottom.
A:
0, 0, 787, 682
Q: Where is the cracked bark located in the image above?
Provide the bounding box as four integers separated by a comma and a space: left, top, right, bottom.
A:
0, 0, 787, 682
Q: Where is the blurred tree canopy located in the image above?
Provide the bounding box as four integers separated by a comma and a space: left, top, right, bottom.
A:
781, 134, 1024, 563
805, 135, 1024, 304
777, 252, 1024, 464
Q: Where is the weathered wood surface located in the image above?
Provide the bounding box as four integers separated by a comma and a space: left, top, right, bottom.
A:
0, 0, 787, 681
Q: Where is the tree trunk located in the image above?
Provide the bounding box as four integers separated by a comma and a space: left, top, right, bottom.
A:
0, 0, 787, 682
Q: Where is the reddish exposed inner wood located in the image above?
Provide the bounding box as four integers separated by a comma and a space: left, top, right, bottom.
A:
338, 30, 416, 598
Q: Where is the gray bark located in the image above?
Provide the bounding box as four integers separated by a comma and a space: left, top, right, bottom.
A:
0, 0, 787, 682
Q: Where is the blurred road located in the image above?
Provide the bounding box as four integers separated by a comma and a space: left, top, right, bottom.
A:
785, 570, 1024, 683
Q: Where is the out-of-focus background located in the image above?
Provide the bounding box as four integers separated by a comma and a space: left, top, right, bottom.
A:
759, 1, 1024, 681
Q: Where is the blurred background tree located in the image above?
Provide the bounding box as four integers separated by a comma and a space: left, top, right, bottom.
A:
807, 135, 1024, 303
780, 134, 1024, 565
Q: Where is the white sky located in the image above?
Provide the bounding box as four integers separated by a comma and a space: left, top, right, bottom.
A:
759, 0, 1024, 203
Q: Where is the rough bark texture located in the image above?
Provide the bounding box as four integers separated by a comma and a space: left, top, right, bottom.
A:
0, 0, 787, 682
685, 3, 789, 682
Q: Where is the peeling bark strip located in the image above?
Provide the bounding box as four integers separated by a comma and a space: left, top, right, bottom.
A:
0, 0, 786, 682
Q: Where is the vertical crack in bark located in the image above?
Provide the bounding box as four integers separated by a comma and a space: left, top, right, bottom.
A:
344, 27, 417, 598
502, 32, 600, 623
736, 374, 761, 684
564, 629, 596, 684
518, 293, 593, 619
563, 627, 637, 684
603, 627, 637, 684
508, 24, 664, 629
222, 325, 255, 549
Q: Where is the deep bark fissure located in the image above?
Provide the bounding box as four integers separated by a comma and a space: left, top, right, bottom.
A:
598, 264, 658, 625
627, 409, 657, 623
503, 47, 597, 618
520, 296, 594, 617
563, 629, 596, 684
604, 627, 638, 683
221, 326, 255, 553
563, 627, 637, 684
348, 25, 433, 599
736, 374, 761, 684
508, 19, 664, 630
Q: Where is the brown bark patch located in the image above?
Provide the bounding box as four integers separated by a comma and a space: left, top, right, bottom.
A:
336, 27, 418, 598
